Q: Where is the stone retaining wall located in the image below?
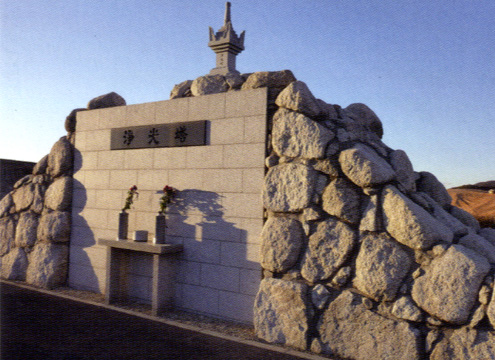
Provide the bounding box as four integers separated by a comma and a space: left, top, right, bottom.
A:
243, 75, 495, 359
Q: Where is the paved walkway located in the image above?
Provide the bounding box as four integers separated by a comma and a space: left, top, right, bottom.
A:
1, 282, 324, 360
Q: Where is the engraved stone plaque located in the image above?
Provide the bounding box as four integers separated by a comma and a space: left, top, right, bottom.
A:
111, 120, 207, 150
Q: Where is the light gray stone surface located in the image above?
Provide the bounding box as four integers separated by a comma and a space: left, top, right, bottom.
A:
390, 149, 416, 192
416, 171, 452, 208
12, 183, 35, 212
331, 266, 352, 287
254, 278, 309, 350
260, 217, 304, 273
322, 178, 362, 224
262, 163, 316, 212
382, 185, 453, 250
87, 92, 126, 109
170, 80, 192, 99
412, 244, 491, 324
25, 242, 68, 289
44, 176, 73, 211
271, 108, 334, 159
275, 81, 321, 118
353, 232, 412, 301
311, 158, 339, 177
0, 247, 28, 281
345, 103, 383, 139
241, 70, 296, 90
339, 143, 395, 188
190, 74, 228, 96
430, 327, 495, 360
301, 218, 356, 283
458, 232, 495, 263
0, 217, 15, 256
47, 136, 73, 178
318, 290, 421, 360
15, 211, 39, 248
37, 211, 71, 243
391, 296, 423, 322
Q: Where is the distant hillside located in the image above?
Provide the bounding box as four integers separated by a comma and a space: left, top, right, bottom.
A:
448, 180, 495, 228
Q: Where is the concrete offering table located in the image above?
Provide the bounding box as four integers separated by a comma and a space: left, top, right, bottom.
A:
98, 239, 183, 316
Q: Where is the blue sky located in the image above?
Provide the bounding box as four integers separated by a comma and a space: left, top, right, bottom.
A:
1, 0, 494, 188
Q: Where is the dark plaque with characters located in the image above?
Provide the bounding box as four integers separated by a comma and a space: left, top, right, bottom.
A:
111, 120, 207, 150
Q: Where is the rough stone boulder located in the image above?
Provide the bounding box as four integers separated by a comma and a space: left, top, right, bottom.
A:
488, 288, 495, 328
271, 108, 334, 159
0, 194, 13, 218
262, 163, 316, 212
260, 217, 304, 273
170, 80, 192, 99
416, 171, 452, 208
37, 211, 71, 243
275, 80, 322, 118
15, 211, 39, 248
322, 178, 362, 224
382, 185, 453, 250
345, 103, 384, 139
64, 108, 86, 133
254, 278, 310, 350
1, 247, 28, 281
32, 155, 49, 175
0, 216, 15, 256
47, 136, 73, 178
190, 75, 228, 96
450, 205, 481, 231
412, 244, 490, 324
25, 242, 68, 289
430, 327, 495, 360
301, 218, 356, 283
458, 232, 495, 263
87, 92, 126, 110
12, 183, 35, 212
241, 70, 296, 90
353, 232, 412, 301
44, 176, 73, 211
339, 143, 395, 188
391, 296, 423, 322
390, 149, 417, 192
318, 290, 421, 360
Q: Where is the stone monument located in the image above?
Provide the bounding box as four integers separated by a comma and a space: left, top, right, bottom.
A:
208, 2, 245, 75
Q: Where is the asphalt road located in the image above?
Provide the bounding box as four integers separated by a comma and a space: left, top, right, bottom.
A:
1, 282, 309, 360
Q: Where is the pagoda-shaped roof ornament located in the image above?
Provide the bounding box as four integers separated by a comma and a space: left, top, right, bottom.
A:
208, 2, 245, 75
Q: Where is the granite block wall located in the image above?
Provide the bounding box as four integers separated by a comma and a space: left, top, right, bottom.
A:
69, 88, 267, 323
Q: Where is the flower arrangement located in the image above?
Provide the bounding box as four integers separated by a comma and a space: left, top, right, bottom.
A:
122, 185, 138, 212
159, 185, 177, 214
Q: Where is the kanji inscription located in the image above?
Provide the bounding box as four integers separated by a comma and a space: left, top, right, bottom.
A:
111, 120, 207, 150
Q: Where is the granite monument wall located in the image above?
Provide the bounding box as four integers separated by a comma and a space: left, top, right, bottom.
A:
69, 84, 268, 323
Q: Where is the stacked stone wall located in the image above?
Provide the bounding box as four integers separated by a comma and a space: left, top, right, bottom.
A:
0, 92, 126, 289
240, 75, 495, 359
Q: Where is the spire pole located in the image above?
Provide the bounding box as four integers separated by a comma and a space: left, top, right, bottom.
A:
224, 2, 231, 25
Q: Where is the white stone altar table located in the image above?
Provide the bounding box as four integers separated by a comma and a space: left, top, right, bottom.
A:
98, 239, 183, 316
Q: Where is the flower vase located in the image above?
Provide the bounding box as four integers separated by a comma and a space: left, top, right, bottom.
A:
118, 211, 129, 240
155, 214, 166, 244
